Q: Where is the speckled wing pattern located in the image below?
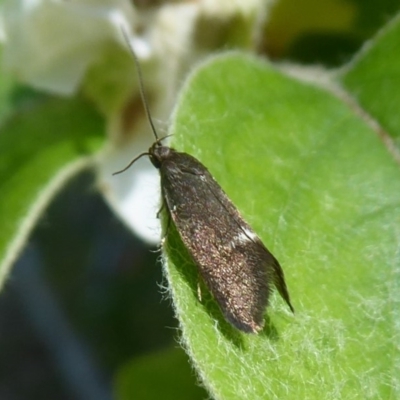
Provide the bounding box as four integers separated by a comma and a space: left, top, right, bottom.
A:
159, 149, 293, 333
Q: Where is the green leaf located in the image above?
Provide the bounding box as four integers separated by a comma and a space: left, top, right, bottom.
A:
0, 94, 104, 289
0, 48, 16, 123
164, 51, 400, 398
115, 347, 207, 400
340, 13, 400, 142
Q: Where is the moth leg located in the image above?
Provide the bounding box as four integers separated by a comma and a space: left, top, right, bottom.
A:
156, 201, 165, 219
197, 281, 203, 302
160, 211, 172, 246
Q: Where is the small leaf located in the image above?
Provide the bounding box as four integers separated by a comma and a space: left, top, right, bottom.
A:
115, 347, 206, 400
341, 13, 400, 142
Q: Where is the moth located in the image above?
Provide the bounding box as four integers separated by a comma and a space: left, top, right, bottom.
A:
115, 26, 294, 333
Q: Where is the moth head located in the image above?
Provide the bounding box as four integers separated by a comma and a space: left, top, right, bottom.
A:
149, 142, 172, 169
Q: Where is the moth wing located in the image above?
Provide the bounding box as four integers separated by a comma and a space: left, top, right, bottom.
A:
160, 151, 292, 332
205, 173, 294, 316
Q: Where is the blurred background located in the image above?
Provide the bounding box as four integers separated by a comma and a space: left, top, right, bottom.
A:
0, 0, 399, 399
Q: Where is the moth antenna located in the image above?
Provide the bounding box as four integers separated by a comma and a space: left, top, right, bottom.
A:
112, 152, 150, 175
119, 24, 159, 141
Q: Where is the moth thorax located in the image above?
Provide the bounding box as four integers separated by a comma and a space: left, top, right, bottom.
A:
149, 144, 172, 168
